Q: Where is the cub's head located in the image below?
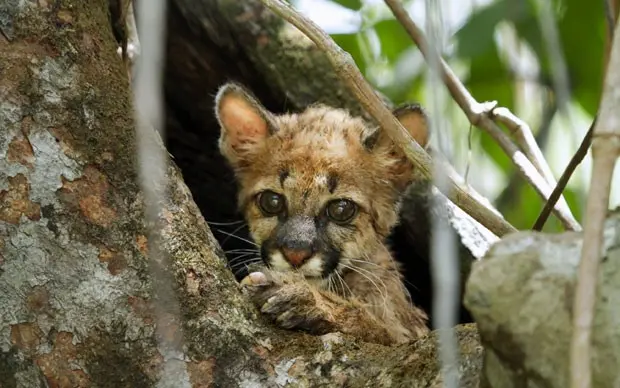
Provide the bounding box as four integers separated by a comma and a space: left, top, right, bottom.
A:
215, 83, 429, 280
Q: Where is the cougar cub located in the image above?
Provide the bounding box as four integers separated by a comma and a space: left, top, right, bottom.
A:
215, 82, 429, 345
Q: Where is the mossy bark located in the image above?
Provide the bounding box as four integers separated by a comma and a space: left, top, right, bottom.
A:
0, 1, 483, 386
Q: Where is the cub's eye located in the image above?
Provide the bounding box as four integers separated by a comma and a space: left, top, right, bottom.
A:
257, 190, 285, 216
326, 199, 358, 224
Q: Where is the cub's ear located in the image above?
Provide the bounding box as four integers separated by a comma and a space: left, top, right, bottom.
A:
363, 103, 430, 192
392, 103, 430, 149
363, 103, 430, 151
215, 82, 275, 167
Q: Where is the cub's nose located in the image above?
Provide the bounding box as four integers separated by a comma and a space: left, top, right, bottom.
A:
281, 247, 312, 267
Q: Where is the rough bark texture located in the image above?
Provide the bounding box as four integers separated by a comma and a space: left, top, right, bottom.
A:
0, 1, 484, 386
465, 210, 620, 388
162, 0, 499, 326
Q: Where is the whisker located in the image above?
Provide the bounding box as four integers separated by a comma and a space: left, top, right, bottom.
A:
206, 220, 245, 226
214, 228, 259, 247
348, 258, 419, 294
224, 248, 260, 255
229, 257, 262, 271
232, 258, 263, 278
340, 262, 389, 319
359, 255, 397, 318
227, 253, 257, 264
327, 276, 335, 294
340, 263, 385, 297
220, 223, 250, 245
330, 272, 343, 297
336, 271, 352, 297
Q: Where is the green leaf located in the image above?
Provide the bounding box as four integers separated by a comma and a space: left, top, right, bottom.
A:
502, 183, 544, 230
466, 43, 515, 172
380, 70, 424, 105
331, 33, 367, 74
556, 0, 605, 115
455, 0, 531, 58
466, 43, 514, 110
331, 0, 363, 11
513, 0, 605, 116
479, 130, 512, 173
373, 19, 413, 63
500, 182, 581, 232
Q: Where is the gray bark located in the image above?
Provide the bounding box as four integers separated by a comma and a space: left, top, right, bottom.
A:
0, 1, 483, 387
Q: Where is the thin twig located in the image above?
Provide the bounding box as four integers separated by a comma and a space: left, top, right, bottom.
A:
533, 120, 595, 231
603, 0, 617, 41
496, 97, 557, 215
570, 16, 620, 388
424, 1, 459, 386
258, 0, 517, 237
383, 0, 580, 232
491, 107, 557, 185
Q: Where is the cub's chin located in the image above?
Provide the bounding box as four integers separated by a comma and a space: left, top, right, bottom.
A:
266, 250, 325, 277
259, 243, 342, 280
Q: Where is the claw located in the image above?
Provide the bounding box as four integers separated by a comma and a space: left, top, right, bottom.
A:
240, 271, 270, 286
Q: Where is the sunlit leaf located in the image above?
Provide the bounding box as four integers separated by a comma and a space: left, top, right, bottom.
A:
556, 0, 605, 115
514, 0, 604, 116
501, 183, 544, 230
373, 19, 414, 63
500, 181, 581, 232
465, 45, 514, 175
455, 0, 530, 58
479, 130, 512, 174
380, 69, 424, 105
466, 42, 514, 112
331, 0, 363, 11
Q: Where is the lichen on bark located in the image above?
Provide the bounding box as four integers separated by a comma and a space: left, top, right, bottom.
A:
0, 1, 157, 386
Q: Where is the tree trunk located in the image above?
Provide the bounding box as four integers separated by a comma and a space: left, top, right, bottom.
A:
0, 1, 483, 386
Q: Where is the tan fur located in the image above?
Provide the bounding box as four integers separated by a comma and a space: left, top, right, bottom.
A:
215, 82, 430, 345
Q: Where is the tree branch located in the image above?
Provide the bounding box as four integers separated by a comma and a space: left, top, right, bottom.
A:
258, 0, 517, 237
383, 0, 581, 232
533, 120, 594, 231
570, 16, 620, 388
603, 0, 617, 40
496, 97, 557, 221
491, 106, 557, 186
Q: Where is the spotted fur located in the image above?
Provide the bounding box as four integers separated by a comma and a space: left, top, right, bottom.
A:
215, 82, 430, 345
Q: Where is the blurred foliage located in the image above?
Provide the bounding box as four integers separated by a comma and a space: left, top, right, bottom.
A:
321, 0, 607, 232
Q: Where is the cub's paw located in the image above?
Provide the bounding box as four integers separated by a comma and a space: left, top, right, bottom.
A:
241, 272, 334, 334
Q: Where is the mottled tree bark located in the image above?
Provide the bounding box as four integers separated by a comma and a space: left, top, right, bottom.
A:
0, 1, 484, 387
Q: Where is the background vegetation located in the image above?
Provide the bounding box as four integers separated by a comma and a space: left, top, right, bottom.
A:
293, 0, 616, 231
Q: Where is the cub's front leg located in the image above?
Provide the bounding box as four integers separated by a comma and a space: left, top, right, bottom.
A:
241, 271, 396, 345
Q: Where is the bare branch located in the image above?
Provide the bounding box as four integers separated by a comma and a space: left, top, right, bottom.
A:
570, 17, 620, 388
383, 0, 580, 232
491, 107, 557, 186
258, 0, 517, 238
533, 120, 594, 231
603, 0, 617, 46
